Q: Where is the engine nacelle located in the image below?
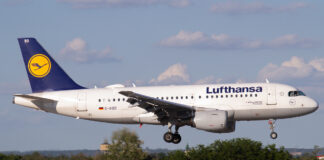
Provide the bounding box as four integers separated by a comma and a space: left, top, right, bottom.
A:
192, 110, 235, 133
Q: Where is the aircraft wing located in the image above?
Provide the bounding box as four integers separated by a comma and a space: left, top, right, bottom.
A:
119, 91, 194, 119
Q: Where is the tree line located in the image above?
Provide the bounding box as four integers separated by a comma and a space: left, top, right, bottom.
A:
0, 128, 320, 160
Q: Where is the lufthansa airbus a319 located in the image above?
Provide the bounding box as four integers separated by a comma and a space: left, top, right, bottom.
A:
13, 38, 319, 144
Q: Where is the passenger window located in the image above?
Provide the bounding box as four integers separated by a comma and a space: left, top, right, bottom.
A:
230, 95, 233, 98
221, 95, 223, 98
191, 96, 194, 99
255, 94, 258, 97
161, 97, 164, 100
206, 95, 208, 99
235, 95, 238, 98
181, 96, 183, 99
240, 94, 243, 97
250, 94, 253, 97
211, 95, 214, 98
225, 95, 228, 98
113, 98, 115, 102
98, 99, 101, 102
185, 96, 188, 99
216, 95, 218, 98
171, 97, 173, 100
245, 94, 248, 97
176, 96, 178, 99
199, 96, 201, 99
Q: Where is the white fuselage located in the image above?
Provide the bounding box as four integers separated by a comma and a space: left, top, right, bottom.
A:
13, 82, 318, 125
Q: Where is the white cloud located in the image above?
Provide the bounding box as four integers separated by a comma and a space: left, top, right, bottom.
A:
160, 30, 248, 49
150, 63, 189, 85
210, 2, 308, 15
258, 56, 324, 81
60, 38, 119, 63
194, 76, 222, 85
160, 31, 206, 47
58, 0, 190, 8
269, 34, 316, 48
160, 31, 317, 50
309, 59, 324, 72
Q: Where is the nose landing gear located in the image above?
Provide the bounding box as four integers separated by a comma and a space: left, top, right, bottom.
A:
163, 123, 182, 144
268, 119, 278, 139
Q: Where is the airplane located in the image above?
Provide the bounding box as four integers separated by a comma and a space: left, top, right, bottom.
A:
13, 38, 319, 144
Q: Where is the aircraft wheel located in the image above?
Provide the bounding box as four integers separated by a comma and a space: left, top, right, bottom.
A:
163, 132, 173, 143
172, 133, 181, 144
270, 132, 278, 139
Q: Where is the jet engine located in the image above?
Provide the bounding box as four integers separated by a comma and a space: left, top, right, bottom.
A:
192, 110, 235, 133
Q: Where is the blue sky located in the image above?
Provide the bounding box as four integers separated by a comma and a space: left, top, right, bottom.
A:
1, 0, 324, 151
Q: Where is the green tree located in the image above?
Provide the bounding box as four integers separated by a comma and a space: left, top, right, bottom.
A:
262, 144, 291, 160
107, 128, 147, 160
70, 153, 92, 160
0, 153, 22, 160
94, 153, 107, 160
21, 152, 46, 160
312, 145, 322, 157
150, 152, 167, 160
165, 138, 292, 160
163, 150, 187, 160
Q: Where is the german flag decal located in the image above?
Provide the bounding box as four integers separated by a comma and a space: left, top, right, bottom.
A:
98, 107, 104, 110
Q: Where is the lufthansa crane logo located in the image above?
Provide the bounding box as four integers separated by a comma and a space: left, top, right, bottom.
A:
28, 54, 51, 78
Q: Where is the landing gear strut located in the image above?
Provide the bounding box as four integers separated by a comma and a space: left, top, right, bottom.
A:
163, 123, 182, 144
268, 119, 278, 139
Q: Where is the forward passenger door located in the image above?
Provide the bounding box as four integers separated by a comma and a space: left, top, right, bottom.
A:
267, 86, 277, 105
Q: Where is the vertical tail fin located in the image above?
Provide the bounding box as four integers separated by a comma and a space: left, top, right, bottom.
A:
18, 38, 85, 93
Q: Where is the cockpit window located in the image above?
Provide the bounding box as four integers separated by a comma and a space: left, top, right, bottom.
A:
288, 91, 306, 97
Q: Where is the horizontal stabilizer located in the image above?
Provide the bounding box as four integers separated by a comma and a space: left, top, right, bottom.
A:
14, 94, 57, 103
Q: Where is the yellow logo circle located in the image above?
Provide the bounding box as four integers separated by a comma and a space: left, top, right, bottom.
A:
28, 54, 51, 78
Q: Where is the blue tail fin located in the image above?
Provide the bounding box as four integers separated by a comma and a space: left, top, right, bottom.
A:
18, 38, 85, 93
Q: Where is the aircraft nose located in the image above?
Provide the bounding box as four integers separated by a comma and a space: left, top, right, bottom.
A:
309, 98, 319, 112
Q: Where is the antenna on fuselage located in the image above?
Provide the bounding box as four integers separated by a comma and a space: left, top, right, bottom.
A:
266, 78, 270, 83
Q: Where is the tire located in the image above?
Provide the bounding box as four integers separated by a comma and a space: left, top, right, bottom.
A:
163, 132, 173, 143
270, 132, 278, 139
172, 133, 181, 144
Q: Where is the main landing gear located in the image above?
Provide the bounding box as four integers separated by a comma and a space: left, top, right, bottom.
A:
163, 123, 181, 144
268, 119, 278, 139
